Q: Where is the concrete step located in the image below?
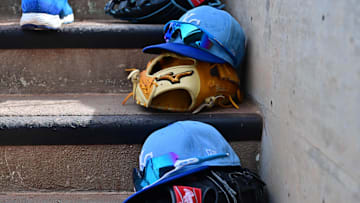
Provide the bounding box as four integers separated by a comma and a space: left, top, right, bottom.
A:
0, 14, 263, 195
0, 20, 163, 94
0, 20, 163, 49
0, 93, 262, 192
0, 48, 151, 94
0, 93, 262, 144
1, 0, 115, 20
0, 142, 259, 192
0, 192, 131, 202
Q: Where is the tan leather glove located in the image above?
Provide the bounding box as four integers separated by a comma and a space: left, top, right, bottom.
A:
124, 52, 242, 113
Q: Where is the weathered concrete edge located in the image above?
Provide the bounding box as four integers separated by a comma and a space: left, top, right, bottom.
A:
0, 142, 259, 192
0, 21, 164, 49
0, 192, 131, 202
0, 113, 263, 145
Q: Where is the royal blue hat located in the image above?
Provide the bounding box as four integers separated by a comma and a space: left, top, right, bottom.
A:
143, 6, 246, 69
123, 120, 241, 203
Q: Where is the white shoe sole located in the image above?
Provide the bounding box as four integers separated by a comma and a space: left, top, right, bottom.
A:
20, 13, 62, 30
61, 14, 74, 24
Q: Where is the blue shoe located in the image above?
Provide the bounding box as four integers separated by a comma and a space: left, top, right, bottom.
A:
20, 0, 74, 30
60, 2, 74, 24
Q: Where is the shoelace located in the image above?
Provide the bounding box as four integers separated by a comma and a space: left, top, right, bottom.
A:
122, 68, 139, 105
122, 68, 158, 106
192, 89, 242, 114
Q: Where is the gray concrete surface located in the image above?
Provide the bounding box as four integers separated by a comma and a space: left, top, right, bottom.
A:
0, 93, 261, 190
0, 0, 264, 196
0, 142, 258, 192
225, 0, 360, 202
0, 0, 112, 20
0, 145, 140, 192
0, 49, 153, 94
0, 192, 132, 203
0, 94, 260, 116
0, 20, 164, 50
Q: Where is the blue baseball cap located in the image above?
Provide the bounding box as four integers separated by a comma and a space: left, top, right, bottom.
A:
143, 6, 246, 69
124, 120, 241, 203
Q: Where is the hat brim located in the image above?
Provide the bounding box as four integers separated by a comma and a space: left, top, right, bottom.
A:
123, 165, 209, 203
143, 43, 228, 64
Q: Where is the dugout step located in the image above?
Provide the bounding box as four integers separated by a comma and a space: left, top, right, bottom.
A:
0, 93, 263, 145
0, 20, 164, 49
0, 192, 131, 202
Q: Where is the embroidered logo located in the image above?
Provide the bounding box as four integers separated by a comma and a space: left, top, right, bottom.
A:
206, 149, 217, 155
173, 186, 202, 203
190, 0, 205, 7
156, 71, 194, 84
181, 13, 201, 25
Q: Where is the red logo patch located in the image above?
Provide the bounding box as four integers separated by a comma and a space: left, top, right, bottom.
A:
190, 0, 206, 7
173, 186, 202, 203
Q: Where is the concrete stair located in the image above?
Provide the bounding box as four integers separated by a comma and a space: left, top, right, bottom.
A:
0, 1, 263, 202
0, 192, 132, 202
0, 20, 162, 94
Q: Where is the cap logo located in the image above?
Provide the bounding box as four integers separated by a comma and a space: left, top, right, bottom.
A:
190, 0, 205, 7
155, 71, 194, 84
173, 186, 202, 203
181, 13, 200, 26
206, 149, 217, 155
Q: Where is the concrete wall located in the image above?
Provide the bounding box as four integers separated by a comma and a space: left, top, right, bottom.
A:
225, 0, 360, 202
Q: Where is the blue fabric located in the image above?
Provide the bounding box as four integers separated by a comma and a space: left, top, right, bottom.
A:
21, 0, 70, 16
125, 166, 210, 203
144, 42, 227, 64
59, 1, 74, 18
139, 121, 241, 171
143, 6, 246, 69
124, 120, 241, 203
142, 152, 178, 187
142, 159, 157, 187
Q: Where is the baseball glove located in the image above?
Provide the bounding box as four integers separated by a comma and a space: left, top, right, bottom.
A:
104, 0, 224, 23
123, 52, 242, 114
134, 167, 267, 203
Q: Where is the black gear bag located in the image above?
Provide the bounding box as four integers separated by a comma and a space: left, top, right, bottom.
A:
134, 167, 268, 203
104, 0, 224, 23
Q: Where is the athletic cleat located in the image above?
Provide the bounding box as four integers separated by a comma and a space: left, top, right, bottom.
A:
20, 0, 74, 30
